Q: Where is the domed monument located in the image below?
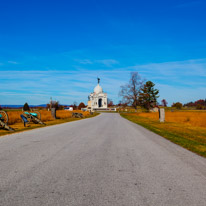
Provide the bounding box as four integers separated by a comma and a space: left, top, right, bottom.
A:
87, 78, 107, 111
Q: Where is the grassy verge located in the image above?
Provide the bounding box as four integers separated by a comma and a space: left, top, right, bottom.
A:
121, 113, 206, 157
0, 113, 99, 137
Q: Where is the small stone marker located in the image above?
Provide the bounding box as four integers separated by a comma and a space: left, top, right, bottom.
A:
159, 108, 165, 123
51, 108, 56, 119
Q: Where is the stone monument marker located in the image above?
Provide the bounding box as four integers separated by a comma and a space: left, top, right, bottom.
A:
159, 108, 165, 122
51, 108, 56, 119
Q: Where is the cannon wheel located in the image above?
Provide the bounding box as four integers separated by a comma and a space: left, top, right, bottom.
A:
0, 111, 9, 124
35, 111, 41, 120
22, 112, 31, 123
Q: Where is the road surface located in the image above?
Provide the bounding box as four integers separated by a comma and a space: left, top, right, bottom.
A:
0, 113, 206, 206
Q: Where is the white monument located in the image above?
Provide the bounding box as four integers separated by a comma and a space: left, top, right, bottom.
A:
87, 78, 107, 111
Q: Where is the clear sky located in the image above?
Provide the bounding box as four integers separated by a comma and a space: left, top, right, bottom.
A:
0, 0, 206, 106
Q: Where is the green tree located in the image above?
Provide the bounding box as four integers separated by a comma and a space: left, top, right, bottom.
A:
23, 102, 30, 111
139, 81, 159, 110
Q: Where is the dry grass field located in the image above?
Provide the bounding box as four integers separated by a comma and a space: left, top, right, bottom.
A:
6, 110, 91, 125
121, 110, 206, 157
138, 111, 206, 128
0, 110, 96, 137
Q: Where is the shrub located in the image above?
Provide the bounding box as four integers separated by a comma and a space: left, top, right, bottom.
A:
196, 104, 204, 110
172, 102, 183, 109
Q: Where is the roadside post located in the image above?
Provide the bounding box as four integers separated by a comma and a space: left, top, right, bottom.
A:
51, 108, 56, 119
159, 108, 165, 123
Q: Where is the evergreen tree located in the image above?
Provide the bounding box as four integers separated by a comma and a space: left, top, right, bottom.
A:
139, 81, 159, 110
23, 102, 30, 111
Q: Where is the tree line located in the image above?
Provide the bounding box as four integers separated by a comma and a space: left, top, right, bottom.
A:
119, 72, 206, 110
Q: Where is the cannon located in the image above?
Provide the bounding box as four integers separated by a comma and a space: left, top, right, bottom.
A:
72, 112, 84, 118
0, 111, 15, 131
21, 111, 46, 125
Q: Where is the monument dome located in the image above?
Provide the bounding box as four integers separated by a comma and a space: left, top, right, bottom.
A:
94, 84, 103, 94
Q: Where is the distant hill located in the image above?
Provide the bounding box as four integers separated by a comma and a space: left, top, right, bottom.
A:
1, 104, 70, 108
1, 104, 47, 108
1, 105, 24, 108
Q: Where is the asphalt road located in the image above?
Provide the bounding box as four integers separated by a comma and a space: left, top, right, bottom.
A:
0, 113, 206, 206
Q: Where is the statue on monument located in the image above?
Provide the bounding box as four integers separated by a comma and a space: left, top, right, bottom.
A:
97, 77, 100, 84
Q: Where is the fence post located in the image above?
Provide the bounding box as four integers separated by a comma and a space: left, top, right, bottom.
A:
159, 108, 165, 122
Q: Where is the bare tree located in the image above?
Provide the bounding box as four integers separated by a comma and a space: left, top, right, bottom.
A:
119, 72, 144, 109
161, 99, 168, 107
73, 101, 78, 110
107, 98, 114, 107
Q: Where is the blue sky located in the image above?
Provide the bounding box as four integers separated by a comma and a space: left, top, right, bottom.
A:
0, 0, 206, 106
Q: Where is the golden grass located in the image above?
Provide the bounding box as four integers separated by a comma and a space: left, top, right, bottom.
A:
6, 110, 92, 125
138, 111, 206, 128
7, 111, 22, 125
